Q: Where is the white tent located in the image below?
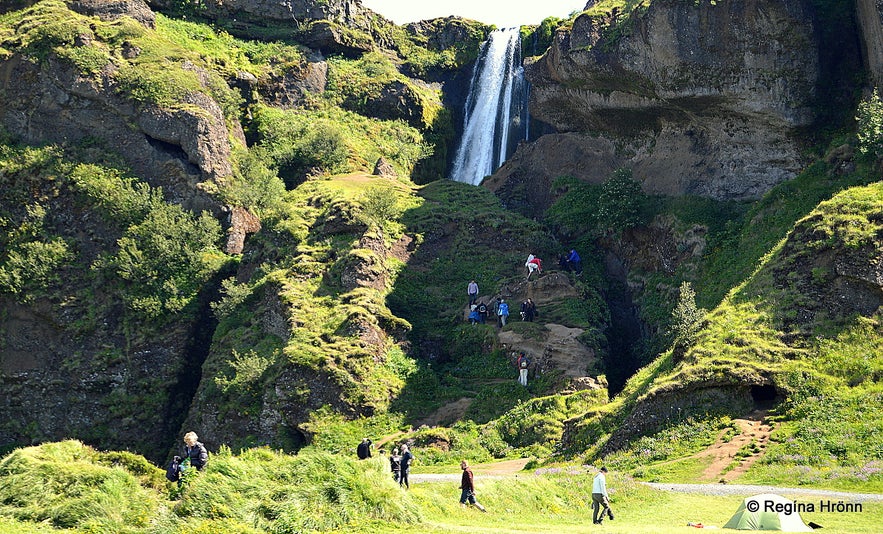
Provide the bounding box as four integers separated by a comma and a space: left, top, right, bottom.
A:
723, 493, 813, 531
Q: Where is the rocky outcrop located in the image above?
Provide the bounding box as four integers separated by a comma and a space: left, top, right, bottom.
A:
147, 0, 390, 55
0, 300, 197, 461
149, 0, 373, 29
506, 0, 844, 204
0, 54, 231, 214
255, 59, 328, 109
68, 0, 156, 28
224, 207, 262, 254
373, 157, 396, 177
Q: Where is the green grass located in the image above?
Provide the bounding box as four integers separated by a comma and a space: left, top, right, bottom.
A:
5, 443, 880, 533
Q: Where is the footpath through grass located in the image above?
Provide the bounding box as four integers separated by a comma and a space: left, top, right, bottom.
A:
357, 467, 883, 533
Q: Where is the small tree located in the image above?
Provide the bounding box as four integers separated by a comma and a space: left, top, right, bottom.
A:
668, 281, 706, 360
856, 88, 883, 159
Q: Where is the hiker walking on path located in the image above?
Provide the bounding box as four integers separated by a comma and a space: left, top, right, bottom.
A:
592, 466, 614, 525
459, 460, 487, 512
400, 445, 414, 489
467, 280, 479, 306
477, 301, 489, 324
497, 298, 510, 326
357, 438, 372, 460
389, 447, 402, 482
520, 298, 536, 322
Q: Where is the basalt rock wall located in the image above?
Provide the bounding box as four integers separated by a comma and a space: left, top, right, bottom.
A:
490, 0, 866, 215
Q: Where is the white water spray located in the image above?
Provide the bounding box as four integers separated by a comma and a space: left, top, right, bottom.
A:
450, 28, 529, 185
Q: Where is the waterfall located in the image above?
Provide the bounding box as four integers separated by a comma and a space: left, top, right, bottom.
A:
450, 28, 529, 185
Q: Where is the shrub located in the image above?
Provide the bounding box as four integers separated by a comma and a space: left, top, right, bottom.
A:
856, 88, 883, 159
103, 206, 224, 319
359, 182, 402, 229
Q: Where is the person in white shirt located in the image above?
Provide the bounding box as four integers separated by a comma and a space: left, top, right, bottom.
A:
467, 280, 479, 306
591, 466, 614, 524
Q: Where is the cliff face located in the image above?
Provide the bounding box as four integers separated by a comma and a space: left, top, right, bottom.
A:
857, 0, 883, 86
0, 53, 230, 216
491, 0, 862, 212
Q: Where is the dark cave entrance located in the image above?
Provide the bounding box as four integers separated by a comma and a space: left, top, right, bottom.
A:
600, 249, 648, 395
751, 384, 778, 408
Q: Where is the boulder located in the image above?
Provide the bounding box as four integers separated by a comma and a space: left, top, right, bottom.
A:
68, 0, 156, 28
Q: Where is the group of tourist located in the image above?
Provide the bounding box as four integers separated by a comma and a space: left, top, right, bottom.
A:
170, 427, 613, 521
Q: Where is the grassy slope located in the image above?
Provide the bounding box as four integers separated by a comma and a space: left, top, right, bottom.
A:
1, 441, 880, 533
562, 176, 883, 492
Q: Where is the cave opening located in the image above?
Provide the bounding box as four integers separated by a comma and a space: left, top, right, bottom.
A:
751, 384, 778, 407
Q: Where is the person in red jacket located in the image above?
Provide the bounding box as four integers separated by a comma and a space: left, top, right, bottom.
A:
459, 460, 487, 512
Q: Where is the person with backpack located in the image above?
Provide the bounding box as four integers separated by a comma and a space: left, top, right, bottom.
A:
477, 301, 489, 324
459, 460, 487, 512
399, 444, 414, 489
389, 447, 402, 482
182, 431, 208, 471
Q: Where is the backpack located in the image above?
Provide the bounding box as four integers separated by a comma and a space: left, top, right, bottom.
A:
166, 456, 182, 482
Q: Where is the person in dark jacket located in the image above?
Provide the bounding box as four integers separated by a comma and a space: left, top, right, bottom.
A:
182, 431, 208, 471
389, 447, 402, 482
459, 460, 487, 511
520, 298, 536, 322
399, 444, 414, 489
357, 437, 372, 460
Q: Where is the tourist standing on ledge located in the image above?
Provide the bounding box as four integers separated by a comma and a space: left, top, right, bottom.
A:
467, 280, 479, 306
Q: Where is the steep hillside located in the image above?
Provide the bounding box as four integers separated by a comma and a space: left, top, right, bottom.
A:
561, 178, 883, 489
0, 0, 490, 458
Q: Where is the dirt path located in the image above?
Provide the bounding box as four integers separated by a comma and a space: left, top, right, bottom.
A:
411, 458, 531, 483
694, 409, 773, 482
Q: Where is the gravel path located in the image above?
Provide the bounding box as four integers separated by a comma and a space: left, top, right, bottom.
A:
411, 473, 883, 504
645, 482, 883, 503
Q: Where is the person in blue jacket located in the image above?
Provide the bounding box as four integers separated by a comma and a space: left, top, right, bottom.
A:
566, 249, 582, 274
497, 298, 510, 326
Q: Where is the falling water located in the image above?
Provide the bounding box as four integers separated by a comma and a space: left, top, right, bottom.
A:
450, 28, 529, 185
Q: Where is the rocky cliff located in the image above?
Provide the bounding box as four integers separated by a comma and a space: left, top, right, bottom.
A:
488, 0, 865, 214
857, 0, 883, 86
